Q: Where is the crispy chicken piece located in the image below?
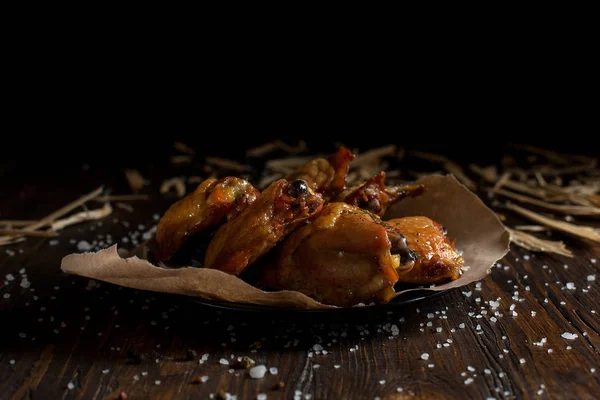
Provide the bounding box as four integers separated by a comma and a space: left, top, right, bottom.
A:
386, 216, 464, 284
263, 203, 415, 307
287, 146, 354, 199
204, 179, 324, 276
336, 172, 425, 216
154, 177, 259, 261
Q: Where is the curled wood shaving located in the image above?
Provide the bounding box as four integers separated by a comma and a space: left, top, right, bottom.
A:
507, 227, 573, 257
352, 145, 396, 167
205, 156, 249, 172
494, 188, 600, 216
506, 202, 600, 243
170, 155, 193, 164
174, 141, 195, 155
160, 177, 186, 197
0, 229, 58, 238
515, 225, 549, 232
51, 203, 113, 231
124, 169, 145, 191
0, 186, 103, 245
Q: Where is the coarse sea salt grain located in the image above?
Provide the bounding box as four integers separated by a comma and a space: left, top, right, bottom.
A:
561, 332, 578, 340
219, 358, 229, 365
312, 344, 323, 351
566, 282, 576, 290
249, 365, 267, 379
257, 394, 267, 400
270, 367, 278, 375
587, 275, 596, 281
421, 353, 429, 360
67, 382, 75, 390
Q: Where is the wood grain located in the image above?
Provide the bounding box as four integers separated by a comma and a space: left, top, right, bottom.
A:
1, 152, 599, 400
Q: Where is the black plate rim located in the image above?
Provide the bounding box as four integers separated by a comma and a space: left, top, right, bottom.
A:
188, 288, 452, 313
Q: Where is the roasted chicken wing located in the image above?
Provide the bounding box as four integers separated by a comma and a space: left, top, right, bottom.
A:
263, 203, 415, 307
287, 146, 354, 199
204, 179, 324, 276
336, 172, 425, 216
154, 177, 259, 261
386, 216, 464, 284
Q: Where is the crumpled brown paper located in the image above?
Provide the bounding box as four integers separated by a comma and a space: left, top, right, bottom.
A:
61, 175, 509, 309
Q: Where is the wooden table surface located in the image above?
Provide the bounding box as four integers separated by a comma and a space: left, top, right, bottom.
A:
1, 145, 599, 400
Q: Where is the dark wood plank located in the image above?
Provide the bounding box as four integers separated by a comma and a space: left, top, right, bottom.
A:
1, 149, 599, 400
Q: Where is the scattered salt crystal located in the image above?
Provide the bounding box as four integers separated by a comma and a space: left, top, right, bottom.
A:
77, 241, 93, 251
484, 369, 491, 374
379, 380, 385, 384
155, 380, 161, 385
489, 301, 499, 308
467, 366, 475, 372
201, 376, 209, 383
464, 378, 474, 385
587, 275, 596, 282
421, 353, 429, 360
519, 358, 526, 364
566, 282, 576, 290
397, 387, 403, 392
10, 360, 15, 365
257, 394, 267, 400
462, 291, 472, 297
269, 367, 278, 375
509, 304, 515, 311
249, 365, 267, 379
427, 313, 434, 318
220, 359, 229, 365
312, 344, 323, 351
18, 332, 26, 338
49, 240, 59, 246
102, 369, 109, 374
592, 368, 596, 373
6, 274, 14, 281
561, 332, 578, 340
459, 323, 465, 329
334, 365, 340, 369
3, 293, 10, 299
67, 382, 75, 390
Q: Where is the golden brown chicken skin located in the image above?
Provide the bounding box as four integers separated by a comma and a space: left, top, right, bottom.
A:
154, 177, 259, 261
263, 203, 415, 307
386, 216, 464, 284
287, 146, 354, 199
204, 179, 324, 276
336, 172, 425, 216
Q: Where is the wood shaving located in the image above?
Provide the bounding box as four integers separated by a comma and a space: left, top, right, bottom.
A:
275, 140, 307, 154
116, 202, 134, 212
0, 229, 58, 238
174, 141, 195, 155
0, 186, 103, 245
187, 176, 204, 184
160, 178, 186, 197
515, 225, 549, 232
266, 156, 313, 170
409, 150, 448, 164
469, 164, 498, 182
247, 141, 279, 157
443, 160, 477, 191
51, 203, 113, 231
493, 172, 512, 191
507, 227, 573, 257
257, 173, 283, 190
494, 188, 600, 216
352, 145, 396, 167
506, 203, 600, 243
205, 157, 249, 172
95, 195, 148, 202
170, 155, 193, 164
0, 220, 36, 227
124, 169, 145, 191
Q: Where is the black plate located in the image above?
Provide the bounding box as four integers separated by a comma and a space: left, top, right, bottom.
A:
188, 288, 451, 314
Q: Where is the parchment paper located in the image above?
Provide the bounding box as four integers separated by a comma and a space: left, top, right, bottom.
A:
61, 175, 509, 309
